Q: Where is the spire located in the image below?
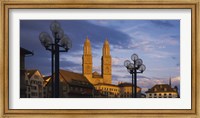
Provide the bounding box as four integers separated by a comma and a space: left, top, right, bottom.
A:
104, 38, 109, 45
83, 36, 91, 55
84, 36, 90, 44
102, 38, 110, 56
169, 77, 172, 87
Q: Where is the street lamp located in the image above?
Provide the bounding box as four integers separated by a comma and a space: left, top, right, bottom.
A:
124, 54, 146, 98
39, 21, 72, 98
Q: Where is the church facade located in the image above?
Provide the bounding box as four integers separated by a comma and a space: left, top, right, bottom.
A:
82, 37, 112, 85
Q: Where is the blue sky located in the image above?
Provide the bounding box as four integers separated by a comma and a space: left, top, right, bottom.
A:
20, 20, 180, 93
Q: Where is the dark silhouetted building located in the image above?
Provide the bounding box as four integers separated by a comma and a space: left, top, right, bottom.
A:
20, 47, 33, 98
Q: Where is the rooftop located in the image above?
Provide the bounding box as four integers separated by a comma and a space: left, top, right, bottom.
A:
20, 47, 34, 55
59, 69, 94, 88
118, 82, 140, 88
145, 84, 177, 93
26, 69, 39, 79
92, 71, 102, 78
94, 83, 118, 87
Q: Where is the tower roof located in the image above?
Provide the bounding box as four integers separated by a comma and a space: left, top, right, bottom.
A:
83, 36, 92, 55
104, 39, 109, 45
102, 39, 110, 56
84, 36, 91, 45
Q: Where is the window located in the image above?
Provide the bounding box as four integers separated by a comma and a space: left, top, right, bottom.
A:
169, 93, 172, 98
49, 87, 51, 91
34, 75, 40, 79
80, 88, 83, 91
32, 86, 36, 90
164, 93, 167, 98
31, 92, 37, 96
26, 80, 28, 85
164, 88, 167, 91
39, 93, 42, 97
63, 86, 67, 90
74, 87, 77, 91
70, 87, 73, 90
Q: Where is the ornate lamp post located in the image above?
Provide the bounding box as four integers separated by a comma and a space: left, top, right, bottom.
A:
39, 21, 72, 98
124, 54, 146, 98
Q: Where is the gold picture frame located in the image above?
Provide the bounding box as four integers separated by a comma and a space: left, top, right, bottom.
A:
0, 0, 199, 117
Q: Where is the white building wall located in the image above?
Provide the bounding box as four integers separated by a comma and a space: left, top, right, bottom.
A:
146, 92, 178, 98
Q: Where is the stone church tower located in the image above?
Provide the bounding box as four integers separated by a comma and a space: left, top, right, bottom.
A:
82, 37, 93, 81
82, 37, 112, 85
101, 39, 112, 84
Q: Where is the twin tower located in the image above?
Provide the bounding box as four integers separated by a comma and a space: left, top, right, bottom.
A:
82, 37, 112, 85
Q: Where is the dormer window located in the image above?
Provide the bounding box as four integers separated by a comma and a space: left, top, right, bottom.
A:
154, 88, 157, 91
164, 88, 167, 91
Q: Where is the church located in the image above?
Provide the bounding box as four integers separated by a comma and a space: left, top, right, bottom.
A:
82, 37, 112, 85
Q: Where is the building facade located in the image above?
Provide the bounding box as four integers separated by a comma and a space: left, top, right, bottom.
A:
25, 70, 44, 98
20, 47, 33, 98
43, 76, 51, 98
82, 37, 112, 85
45, 70, 94, 98
118, 83, 142, 98
145, 84, 179, 98
82, 37, 144, 98
94, 83, 120, 98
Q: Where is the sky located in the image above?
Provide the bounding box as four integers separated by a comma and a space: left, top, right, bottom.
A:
20, 20, 180, 93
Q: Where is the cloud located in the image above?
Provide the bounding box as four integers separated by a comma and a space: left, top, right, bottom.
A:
93, 66, 101, 72
171, 76, 180, 87
119, 23, 148, 33
111, 73, 180, 93
25, 56, 51, 75
150, 20, 174, 27
112, 57, 126, 66
171, 56, 176, 60
145, 50, 175, 59
88, 20, 110, 26
21, 20, 180, 94
150, 66, 179, 72
21, 20, 131, 52
137, 76, 180, 93
21, 20, 132, 75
